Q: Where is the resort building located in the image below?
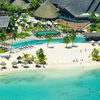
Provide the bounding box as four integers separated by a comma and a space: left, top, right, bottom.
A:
40, 0, 100, 21
84, 32, 100, 41
0, 16, 9, 28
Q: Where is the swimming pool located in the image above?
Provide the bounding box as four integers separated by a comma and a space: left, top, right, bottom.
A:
12, 36, 86, 48
0, 68, 100, 100
34, 30, 59, 35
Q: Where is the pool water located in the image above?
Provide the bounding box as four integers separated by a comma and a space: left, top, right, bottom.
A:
12, 36, 86, 48
0, 68, 100, 100
34, 30, 58, 35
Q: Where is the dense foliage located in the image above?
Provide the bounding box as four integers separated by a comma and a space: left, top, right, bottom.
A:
36, 48, 47, 64
90, 48, 100, 61
88, 12, 100, 32
30, 0, 40, 9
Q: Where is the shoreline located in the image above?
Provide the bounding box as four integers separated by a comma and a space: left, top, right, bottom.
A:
0, 61, 100, 76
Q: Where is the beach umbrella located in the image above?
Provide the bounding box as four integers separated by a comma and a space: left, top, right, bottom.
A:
42, 22, 47, 25
47, 21, 52, 26
54, 22, 58, 25
17, 19, 20, 22
19, 17, 23, 20
17, 56, 22, 60
23, 61, 29, 65
12, 61, 18, 66
97, 41, 100, 45
90, 40, 95, 43
91, 40, 95, 46
0, 61, 6, 67
97, 41, 100, 43
34, 20, 39, 24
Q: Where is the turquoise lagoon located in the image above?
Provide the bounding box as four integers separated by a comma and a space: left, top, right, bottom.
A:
12, 36, 86, 48
0, 68, 100, 100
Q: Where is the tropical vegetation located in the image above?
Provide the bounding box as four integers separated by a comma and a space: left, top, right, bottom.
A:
90, 48, 100, 61
63, 32, 76, 48
30, 0, 40, 9
69, 33, 76, 47
36, 48, 47, 64
88, 13, 100, 32
45, 34, 52, 47
22, 53, 35, 63
63, 35, 70, 48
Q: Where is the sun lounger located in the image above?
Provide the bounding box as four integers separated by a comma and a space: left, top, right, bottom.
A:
35, 64, 41, 68
12, 66, 18, 68
18, 61, 23, 64
23, 66, 29, 68
1, 67, 7, 69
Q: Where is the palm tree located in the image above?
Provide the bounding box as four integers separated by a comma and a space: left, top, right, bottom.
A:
30, 0, 40, 9
69, 33, 76, 47
8, 29, 17, 59
22, 53, 31, 62
63, 35, 70, 48
8, 15, 18, 59
89, 12, 97, 23
0, 29, 7, 42
45, 34, 52, 47
31, 55, 35, 61
36, 48, 47, 65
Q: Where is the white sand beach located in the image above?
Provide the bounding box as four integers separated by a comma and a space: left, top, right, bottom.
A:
0, 42, 100, 74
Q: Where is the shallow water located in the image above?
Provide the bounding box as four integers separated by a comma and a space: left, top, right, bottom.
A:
0, 68, 100, 100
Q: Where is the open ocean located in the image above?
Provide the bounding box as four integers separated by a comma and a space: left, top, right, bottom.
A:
0, 68, 100, 100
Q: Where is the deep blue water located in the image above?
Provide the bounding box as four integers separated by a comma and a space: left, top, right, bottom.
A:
0, 68, 100, 100
12, 36, 86, 48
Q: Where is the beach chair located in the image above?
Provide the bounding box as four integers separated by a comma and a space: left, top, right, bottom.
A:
23, 66, 29, 68
12, 66, 18, 68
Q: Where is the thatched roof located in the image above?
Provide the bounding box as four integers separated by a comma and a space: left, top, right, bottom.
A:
42, 0, 100, 17
0, 16, 9, 28
83, 32, 100, 38
34, 0, 58, 19
0, 0, 10, 2
11, 0, 30, 9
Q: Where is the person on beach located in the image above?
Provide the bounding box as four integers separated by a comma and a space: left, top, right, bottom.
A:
81, 59, 83, 61
80, 49, 82, 52
73, 59, 75, 62
85, 48, 87, 52
76, 59, 78, 62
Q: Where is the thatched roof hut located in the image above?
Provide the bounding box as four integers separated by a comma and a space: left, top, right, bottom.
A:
34, 0, 58, 19
11, 0, 30, 9
0, 0, 10, 3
